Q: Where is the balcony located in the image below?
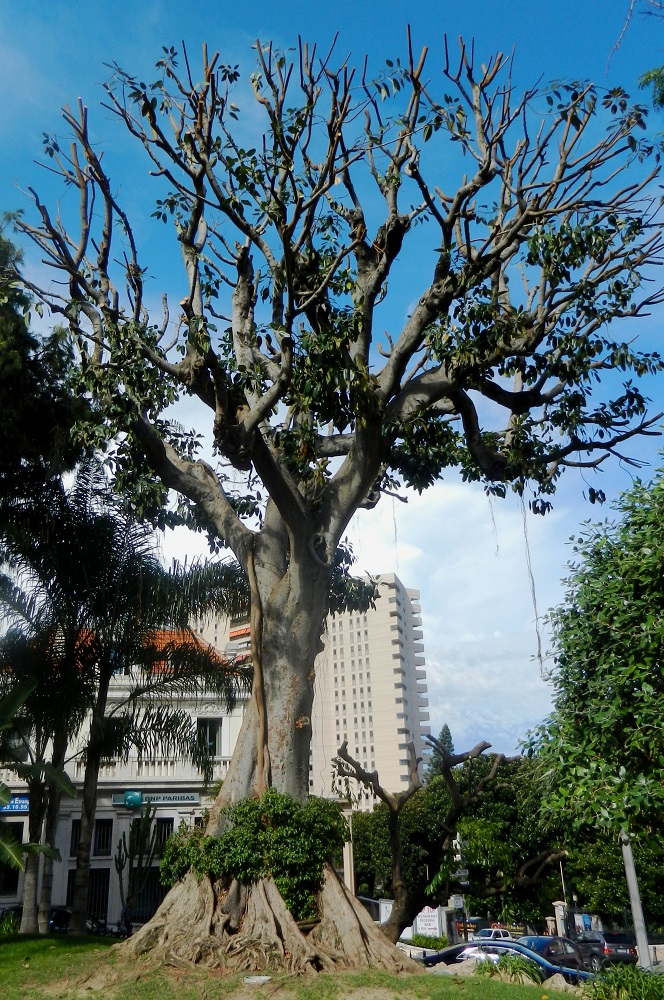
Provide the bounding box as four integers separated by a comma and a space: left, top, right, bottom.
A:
69, 754, 233, 786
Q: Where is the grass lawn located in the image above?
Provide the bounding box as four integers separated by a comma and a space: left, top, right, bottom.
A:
0, 935, 572, 1000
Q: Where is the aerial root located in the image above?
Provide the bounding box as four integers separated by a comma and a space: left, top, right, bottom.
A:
115, 865, 421, 973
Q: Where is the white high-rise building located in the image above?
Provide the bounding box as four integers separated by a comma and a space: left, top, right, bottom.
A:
310, 573, 430, 809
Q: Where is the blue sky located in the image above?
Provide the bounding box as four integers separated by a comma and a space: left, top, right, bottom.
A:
2, 0, 664, 754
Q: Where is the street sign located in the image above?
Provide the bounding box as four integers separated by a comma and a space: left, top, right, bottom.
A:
451, 894, 464, 909
452, 869, 469, 877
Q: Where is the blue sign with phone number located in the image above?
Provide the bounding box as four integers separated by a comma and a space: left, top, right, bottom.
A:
0, 796, 29, 813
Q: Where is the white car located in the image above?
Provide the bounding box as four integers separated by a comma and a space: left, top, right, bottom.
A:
470, 928, 514, 942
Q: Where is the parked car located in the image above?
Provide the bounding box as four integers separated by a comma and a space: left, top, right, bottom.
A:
517, 935, 586, 971
422, 939, 594, 985
575, 931, 638, 971
421, 942, 480, 966
0, 904, 108, 936
470, 927, 513, 942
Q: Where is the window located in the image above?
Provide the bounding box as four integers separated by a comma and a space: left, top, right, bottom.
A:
93, 818, 113, 857
70, 818, 81, 857
155, 818, 174, 852
66, 866, 110, 920
133, 866, 168, 924
197, 718, 223, 757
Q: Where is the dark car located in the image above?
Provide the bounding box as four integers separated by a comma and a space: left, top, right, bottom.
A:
517, 935, 586, 971
423, 939, 594, 985
0, 904, 69, 931
422, 942, 480, 966
0, 904, 107, 935
575, 931, 638, 971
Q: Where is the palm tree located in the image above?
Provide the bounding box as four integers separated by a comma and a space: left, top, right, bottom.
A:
0, 460, 249, 933
0, 681, 75, 914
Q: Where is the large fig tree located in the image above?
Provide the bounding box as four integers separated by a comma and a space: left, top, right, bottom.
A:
13, 35, 664, 969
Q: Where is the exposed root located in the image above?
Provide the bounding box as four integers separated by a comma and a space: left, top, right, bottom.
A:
116, 865, 421, 974
310, 866, 420, 971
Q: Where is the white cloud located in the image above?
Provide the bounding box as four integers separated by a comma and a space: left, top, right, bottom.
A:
342, 481, 565, 754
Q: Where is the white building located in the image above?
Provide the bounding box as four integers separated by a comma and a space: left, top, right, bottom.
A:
310, 573, 430, 808
0, 659, 247, 927
0, 573, 429, 922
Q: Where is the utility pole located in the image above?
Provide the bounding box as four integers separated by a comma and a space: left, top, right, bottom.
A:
620, 830, 652, 971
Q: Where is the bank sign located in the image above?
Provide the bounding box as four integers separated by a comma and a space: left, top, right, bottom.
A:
112, 791, 200, 808
0, 796, 30, 813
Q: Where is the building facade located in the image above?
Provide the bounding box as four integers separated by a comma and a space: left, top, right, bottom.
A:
0, 573, 429, 922
0, 674, 246, 927
310, 573, 430, 808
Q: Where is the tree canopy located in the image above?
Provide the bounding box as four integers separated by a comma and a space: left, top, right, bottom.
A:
10, 32, 664, 969
527, 468, 664, 834
0, 226, 93, 503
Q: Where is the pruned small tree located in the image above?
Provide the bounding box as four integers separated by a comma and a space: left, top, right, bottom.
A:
334, 739, 422, 943
12, 33, 664, 969
335, 734, 544, 941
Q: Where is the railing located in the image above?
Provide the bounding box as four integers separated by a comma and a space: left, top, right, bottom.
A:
71, 756, 232, 783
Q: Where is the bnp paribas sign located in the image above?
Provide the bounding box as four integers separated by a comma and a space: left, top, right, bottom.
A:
112, 791, 201, 808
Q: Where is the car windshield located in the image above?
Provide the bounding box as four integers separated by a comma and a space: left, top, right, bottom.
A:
603, 934, 632, 944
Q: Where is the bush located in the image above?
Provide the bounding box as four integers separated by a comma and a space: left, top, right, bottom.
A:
582, 964, 664, 1000
410, 934, 448, 950
0, 911, 19, 936
474, 953, 543, 985
160, 790, 348, 921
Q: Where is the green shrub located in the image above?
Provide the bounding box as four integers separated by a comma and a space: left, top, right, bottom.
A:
0, 911, 19, 936
159, 790, 348, 921
474, 953, 543, 985
583, 964, 664, 1000
410, 934, 448, 950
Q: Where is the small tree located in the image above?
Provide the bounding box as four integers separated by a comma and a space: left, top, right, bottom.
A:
528, 469, 664, 833
336, 732, 528, 940
0, 684, 73, 901
13, 34, 664, 967
425, 724, 455, 782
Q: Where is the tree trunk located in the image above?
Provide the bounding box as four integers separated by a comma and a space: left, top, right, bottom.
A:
379, 811, 415, 944
119, 865, 421, 973
119, 552, 418, 971
69, 746, 100, 933
20, 783, 46, 934
208, 552, 330, 818
38, 730, 68, 934
70, 692, 110, 935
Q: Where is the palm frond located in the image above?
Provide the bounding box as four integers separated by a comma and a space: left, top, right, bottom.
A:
0, 825, 24, 869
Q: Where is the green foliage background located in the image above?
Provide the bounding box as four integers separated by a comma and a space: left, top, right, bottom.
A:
528, 469, 664, 833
